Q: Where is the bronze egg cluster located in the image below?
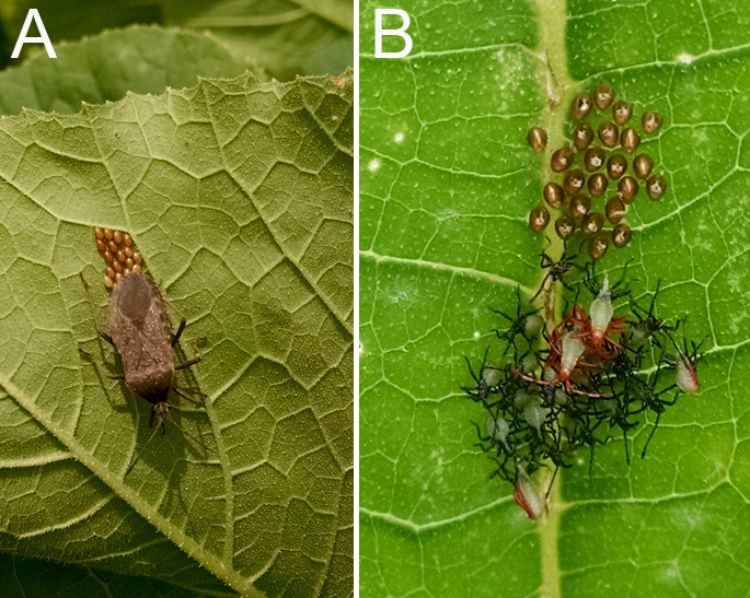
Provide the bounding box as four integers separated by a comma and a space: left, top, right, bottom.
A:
526, 83, 665, 259
94, 227, 143, 289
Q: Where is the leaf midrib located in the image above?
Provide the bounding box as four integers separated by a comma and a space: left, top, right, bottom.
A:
529, 0, 580, 596
0, 373, 259, 597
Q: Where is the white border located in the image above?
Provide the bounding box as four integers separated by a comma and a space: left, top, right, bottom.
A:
352, 0, 361, 595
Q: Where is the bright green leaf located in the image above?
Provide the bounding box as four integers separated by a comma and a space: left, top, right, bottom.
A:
359, 0, 750, 596
0, 70, 353, 597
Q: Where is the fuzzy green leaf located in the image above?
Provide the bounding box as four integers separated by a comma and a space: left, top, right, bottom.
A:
359, 0, 750, 596
0, 26, 250, 116
1, 1, 352, 79
161, 0, 353, 78
0, 70, 353, 597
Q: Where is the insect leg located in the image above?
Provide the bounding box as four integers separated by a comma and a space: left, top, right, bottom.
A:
640, 411, 662, 459
171, 318, 187, 347
172, 385, 204, 406
175, 356, 201, 371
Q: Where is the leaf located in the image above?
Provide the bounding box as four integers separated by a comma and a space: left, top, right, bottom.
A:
0, 70, 353, 597
359, 0, 750, 596
0, 1, 164, 52
0, 553, 229, 597
0, 25, 250, 116
0, 1, 352, 79
161, 0, 353, 78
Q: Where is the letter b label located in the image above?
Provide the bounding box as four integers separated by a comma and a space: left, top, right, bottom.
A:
374, 9, 412, 58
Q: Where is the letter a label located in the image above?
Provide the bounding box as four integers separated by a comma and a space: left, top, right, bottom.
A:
11, 9, 57, 59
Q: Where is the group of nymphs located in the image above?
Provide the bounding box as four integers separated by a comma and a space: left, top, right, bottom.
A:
464, 84, 701, 519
